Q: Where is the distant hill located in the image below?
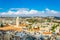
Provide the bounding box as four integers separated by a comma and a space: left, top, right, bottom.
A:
54, 17, 60, 20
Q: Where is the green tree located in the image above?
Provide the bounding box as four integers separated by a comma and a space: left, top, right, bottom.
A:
0, 23, 4, 27
51, 24, 59, 32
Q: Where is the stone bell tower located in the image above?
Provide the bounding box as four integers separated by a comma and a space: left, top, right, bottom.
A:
16, 16, 19, 27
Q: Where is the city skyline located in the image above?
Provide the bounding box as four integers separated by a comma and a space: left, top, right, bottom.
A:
0, 0, 60, 17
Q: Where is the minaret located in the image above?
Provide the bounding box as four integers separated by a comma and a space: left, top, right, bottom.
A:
16, 16, 19, 27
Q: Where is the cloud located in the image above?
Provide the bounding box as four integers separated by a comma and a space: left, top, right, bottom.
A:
0, 8, 3, 10
45, 8, 59, 14
1, 8, 60, 17
1, 8, 39, 15
10, 8, 20, 10
45, 8, 50, 11
1, 11, 15, 15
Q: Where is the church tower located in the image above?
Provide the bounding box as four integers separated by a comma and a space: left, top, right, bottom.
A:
16, 16, 19, 27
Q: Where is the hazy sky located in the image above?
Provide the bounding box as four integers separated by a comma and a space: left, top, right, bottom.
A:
0, 0, 60, 17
